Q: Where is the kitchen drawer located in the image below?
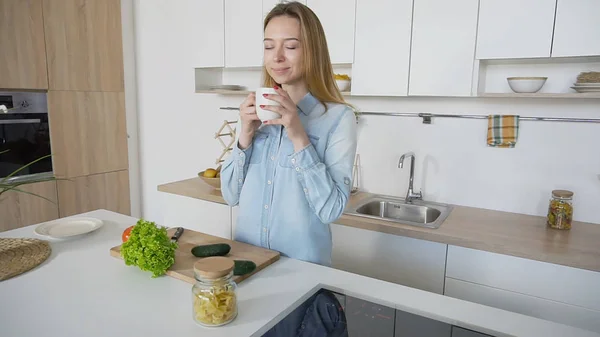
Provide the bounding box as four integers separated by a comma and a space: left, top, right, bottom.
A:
445, 278, 600, 334
446, 245, 600, 312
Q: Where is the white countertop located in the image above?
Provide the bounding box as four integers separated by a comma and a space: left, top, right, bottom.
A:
1, 210, 598, 337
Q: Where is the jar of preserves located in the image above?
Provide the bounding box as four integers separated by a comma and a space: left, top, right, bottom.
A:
546, 190, 574, 230
192, 256, 238, 326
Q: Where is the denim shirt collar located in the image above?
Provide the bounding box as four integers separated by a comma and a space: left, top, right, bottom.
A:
297, 92, 320, 116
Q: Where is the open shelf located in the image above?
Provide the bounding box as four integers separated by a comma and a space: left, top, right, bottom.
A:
480, 92, 600, 98
196, 89, 352, 96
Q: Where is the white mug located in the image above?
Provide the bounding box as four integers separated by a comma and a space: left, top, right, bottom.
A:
255, 87, 281, 122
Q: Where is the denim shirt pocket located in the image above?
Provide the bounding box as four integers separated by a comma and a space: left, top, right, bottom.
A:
249, 131, 269, 164
278, 133, 320, 168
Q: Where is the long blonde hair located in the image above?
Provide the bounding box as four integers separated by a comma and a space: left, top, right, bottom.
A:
262, 1, 351, 112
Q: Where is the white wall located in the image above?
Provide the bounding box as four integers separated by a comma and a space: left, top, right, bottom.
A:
133, 1, 600, 225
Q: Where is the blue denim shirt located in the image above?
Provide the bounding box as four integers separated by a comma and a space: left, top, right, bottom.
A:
220, 92, 358, 266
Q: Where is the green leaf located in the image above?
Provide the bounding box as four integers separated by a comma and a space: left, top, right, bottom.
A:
120, 219, 178, 278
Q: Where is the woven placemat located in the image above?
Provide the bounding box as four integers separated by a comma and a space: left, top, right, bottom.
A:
0, 238, 51, 281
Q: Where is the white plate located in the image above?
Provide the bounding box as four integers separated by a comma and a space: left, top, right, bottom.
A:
35, 217, 104, 239
573, 82, 600, 87
571, 86, 600, 93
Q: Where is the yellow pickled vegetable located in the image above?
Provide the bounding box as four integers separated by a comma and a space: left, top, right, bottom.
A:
547, 199, 573, 230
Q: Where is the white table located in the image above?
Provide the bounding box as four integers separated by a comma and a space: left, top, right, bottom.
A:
1, 210, 598, 337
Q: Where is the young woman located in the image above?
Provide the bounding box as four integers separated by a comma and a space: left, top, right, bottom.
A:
220, 1, 358, 268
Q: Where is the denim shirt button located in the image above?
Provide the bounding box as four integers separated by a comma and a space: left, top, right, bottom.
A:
291, 158, 296, 164
295, 167, 300, 172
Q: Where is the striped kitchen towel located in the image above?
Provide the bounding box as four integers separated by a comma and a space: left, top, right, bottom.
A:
487, 115, 520, 148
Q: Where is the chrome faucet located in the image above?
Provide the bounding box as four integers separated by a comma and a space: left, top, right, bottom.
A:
398, 152, 422, 203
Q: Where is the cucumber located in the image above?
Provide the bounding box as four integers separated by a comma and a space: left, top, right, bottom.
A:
191, 243, 231, 257
233, 260, 256, 276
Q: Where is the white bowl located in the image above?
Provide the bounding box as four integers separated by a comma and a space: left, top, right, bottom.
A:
507, 77, 547, 93
336, 79, 351, 92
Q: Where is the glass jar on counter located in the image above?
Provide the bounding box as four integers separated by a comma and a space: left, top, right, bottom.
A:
192, 256, 238, 327
546, 190, 574, 230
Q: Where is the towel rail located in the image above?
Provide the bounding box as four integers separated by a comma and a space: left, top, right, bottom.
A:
219, 107, 600, 124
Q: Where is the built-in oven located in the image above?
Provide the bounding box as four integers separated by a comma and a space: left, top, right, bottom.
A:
0, 95, 53, 180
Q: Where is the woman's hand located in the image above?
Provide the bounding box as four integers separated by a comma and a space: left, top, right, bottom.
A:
261, 86, 310, 152
238, 92, 261, 150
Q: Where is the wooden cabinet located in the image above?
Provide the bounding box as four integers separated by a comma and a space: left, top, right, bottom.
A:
330, 223, 447, 294
351, 0, 412, 96
409, 0, 478, 96
57, 170, 130, 217
47, 90, 128, 179
395, 309, 452, 337
191, 0, 225, 68
551, 0, 600, 57
224, 0, 263, 68
0, 0, 48, 90
42, 0, 124, 91
306, 0, 355, 64
0, 181, 59, 232
475, 0, 556, 59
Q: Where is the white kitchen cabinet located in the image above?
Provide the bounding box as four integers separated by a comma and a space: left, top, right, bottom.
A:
446, 245, 600, 312
475, 0, 557, 59
551, 0, 600, 57
330, 223, 447, 294
351, 0, 412, 96
225, 0, 263, 67
161, 193, 231, 239
306, 0, 355, 64
190, 0, 225, 68
409, 0, 479, 96
445, 278, 600, 334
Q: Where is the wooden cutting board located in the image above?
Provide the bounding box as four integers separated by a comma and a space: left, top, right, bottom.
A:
110, 228, 280, 284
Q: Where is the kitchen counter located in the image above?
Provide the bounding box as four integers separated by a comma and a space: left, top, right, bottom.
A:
158, 177, 600, 273
1, 209, 598, 337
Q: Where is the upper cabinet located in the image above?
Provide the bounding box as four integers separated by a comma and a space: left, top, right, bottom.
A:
306, 0, 356, 64
42, 0, 125, 91
191, 0, 225, 68
551, 0, 600, 57
475, 0, 557, 59
351, 0, 412, 96
0, 0, 48, 90
409, 0, 478, 96
225, 0, 263, 68
48, 91, 129, 179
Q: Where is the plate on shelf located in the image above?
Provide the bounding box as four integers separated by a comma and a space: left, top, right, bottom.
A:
34, 217, 104, 239
573, 82, 600, 87
571, 86, 600, 93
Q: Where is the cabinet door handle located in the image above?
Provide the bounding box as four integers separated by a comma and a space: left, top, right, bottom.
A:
0, 119, 41, 124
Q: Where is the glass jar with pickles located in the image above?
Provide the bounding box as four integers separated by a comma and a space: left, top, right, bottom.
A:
192, 256, 238, 326
546, 190, 574, 230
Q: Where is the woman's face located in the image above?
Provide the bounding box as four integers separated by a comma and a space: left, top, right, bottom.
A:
263, 15, 303, 85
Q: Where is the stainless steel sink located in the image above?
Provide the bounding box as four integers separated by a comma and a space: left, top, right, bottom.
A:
345, 195, 453, 229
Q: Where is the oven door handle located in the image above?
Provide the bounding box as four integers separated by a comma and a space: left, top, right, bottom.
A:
0, 119, 41, 124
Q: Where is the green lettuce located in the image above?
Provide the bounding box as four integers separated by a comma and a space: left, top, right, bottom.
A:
121, 219, 178, 278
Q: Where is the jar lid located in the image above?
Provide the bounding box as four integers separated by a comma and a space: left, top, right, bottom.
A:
193, 256, 234, 279
552, 189, 574, 198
